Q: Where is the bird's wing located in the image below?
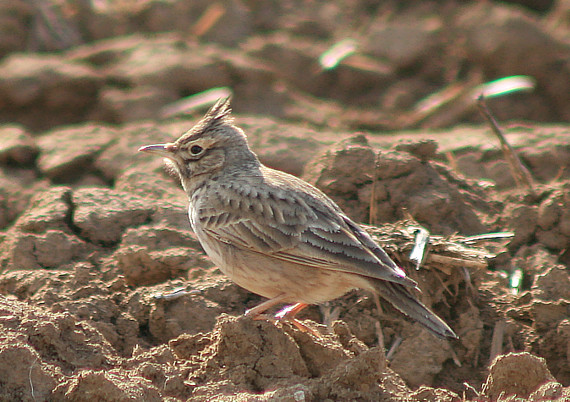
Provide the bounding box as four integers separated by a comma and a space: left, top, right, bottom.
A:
197, 172, 417, 289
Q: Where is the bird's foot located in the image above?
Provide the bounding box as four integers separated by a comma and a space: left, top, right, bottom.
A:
245, 300, 319, 336
274, 303, 320, 336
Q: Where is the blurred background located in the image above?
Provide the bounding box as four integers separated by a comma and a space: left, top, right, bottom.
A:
0, 0, 568, 132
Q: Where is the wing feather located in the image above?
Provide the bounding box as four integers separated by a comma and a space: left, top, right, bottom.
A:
197, 168, 417, 289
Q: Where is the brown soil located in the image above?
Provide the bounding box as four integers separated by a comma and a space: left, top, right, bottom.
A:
0, 1, 569, 400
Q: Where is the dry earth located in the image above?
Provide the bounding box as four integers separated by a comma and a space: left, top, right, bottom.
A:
0, 0, 569, 401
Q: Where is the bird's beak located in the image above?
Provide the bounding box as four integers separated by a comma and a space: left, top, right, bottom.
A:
138, 143, 176, 157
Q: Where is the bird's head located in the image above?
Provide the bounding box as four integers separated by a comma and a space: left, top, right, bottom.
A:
139, 98, 258, 194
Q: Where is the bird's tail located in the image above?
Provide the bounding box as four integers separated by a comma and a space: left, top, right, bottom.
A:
372, 280, 457, 340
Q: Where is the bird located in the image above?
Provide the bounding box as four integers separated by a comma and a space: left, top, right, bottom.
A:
139, 98, 457, 340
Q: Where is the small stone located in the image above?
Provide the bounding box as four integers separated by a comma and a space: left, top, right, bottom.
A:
537, 193, 562, 230
0, 124, 38, 165
395, 139, 438, 161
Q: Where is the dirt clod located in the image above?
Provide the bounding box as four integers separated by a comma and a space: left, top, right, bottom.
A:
483, 352, 556, 400
0, 1, 569, 400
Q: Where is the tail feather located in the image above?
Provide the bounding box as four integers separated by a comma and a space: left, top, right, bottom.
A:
373, 280, 457, 340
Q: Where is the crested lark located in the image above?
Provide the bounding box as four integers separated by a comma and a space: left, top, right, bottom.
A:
139, 98, 457, 339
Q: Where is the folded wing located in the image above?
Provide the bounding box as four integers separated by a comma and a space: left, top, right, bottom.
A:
198, 171, 418, 290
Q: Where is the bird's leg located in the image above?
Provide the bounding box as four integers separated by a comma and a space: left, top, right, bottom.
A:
246, 298, 319, 336
274, 303, 320, 334
244, 294, 288, 319
274, 302, 308, 320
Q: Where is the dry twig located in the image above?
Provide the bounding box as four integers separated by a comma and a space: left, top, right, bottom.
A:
477, 95, 534, 189
363, 220, 507, 276
489, 319, 506, 364
191, 3, 226, 37
386, 336, 402, 361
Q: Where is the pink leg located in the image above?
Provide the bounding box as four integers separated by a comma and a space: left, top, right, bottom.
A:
275, 303, 320, 334
244, 294, 288, 318
245, 298, 318, 335
274, 303, 308, 320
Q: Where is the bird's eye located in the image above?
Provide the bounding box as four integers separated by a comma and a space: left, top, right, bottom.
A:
190, 145, 203, 155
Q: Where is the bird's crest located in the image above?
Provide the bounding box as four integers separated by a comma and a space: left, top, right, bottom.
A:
201, 97, 234, 130
176, 97, 235, 144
